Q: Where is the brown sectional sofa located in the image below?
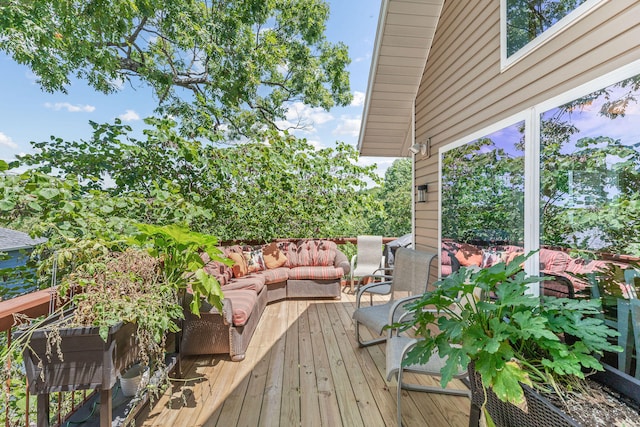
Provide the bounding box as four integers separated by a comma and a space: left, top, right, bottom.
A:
181, 239, 350, 361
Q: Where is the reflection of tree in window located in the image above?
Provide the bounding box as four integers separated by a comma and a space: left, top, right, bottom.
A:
441, 124, 525, 247
540, 75, 640, 256
506, 0, 588, 56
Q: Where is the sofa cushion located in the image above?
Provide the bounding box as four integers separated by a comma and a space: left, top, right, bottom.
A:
244, 249, 266, 273
295, 240, 337, 267
261, 267, 289, 284
454, 243, 483, 267
222, 289, 258, 327
200, 253, 232, 287
228, 252, 248, 278
277, 241, 298, 267
539, 249, 569, 274
222, 274, 266, 293
288, 266, 344, 281
263, 242, 288, 269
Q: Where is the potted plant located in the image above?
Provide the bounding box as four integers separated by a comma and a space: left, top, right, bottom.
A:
3, 224, 229, 424
397, 252, 623, 427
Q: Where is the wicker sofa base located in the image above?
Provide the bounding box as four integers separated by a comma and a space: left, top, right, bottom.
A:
181, 287, 268, 361
181, 278, 343, 361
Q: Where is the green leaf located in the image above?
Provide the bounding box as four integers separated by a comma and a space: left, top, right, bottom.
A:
491, 361, 529, 405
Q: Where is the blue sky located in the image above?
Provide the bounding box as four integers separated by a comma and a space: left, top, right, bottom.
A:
0, 1, 394, 179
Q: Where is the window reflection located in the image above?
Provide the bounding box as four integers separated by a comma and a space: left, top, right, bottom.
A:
506, 0, 588, 57
440, 122, 525, 278
540, 74, 640, 377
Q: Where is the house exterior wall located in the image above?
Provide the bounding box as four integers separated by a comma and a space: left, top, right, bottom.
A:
413, 0, 640, 252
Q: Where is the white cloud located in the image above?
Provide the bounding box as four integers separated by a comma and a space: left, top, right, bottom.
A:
44, 102, 96, 113
333, 116, 361, 137
306, 139, 326, 150
277, 102, 334, 133
118, 109, 141, 122
0, 132, 18, 149
351, 91, 365, 107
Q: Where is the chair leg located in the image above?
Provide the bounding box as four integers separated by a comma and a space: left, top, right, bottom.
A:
397, 367, 404, 427
355, 321, 386, 347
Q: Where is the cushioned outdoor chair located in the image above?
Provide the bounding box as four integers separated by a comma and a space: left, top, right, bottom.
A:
352, 247, 436, 347
349, 235, 384, 293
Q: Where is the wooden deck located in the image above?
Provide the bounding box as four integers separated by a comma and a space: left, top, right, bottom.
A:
142, 290, 470, 427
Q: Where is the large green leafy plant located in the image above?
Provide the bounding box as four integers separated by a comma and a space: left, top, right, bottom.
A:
400, 253, 621, 405
130, 223, 228, 314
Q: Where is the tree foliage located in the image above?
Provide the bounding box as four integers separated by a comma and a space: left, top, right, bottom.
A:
0, 0, 351, 137
6, 118, 379, 243
442, 133, 525, 246
506, 0, 587, 56
366, 158, 412, 237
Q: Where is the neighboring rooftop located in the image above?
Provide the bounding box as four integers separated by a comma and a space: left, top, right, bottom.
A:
0, 227, 47, 252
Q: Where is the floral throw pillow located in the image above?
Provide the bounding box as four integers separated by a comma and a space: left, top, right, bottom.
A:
243, 249, 266, 273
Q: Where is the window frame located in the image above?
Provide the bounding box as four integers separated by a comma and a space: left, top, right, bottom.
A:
438, 112, 532, 279
500, 0, 608, 71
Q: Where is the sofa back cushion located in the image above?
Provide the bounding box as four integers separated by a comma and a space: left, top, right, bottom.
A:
200, 252, 233, 286
540, 249, 569, 274
294, 240, 337, 267
277, 241, 298, 267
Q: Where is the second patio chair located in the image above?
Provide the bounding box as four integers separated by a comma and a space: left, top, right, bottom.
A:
352, 247, 437, 347
349, 235, 384, 293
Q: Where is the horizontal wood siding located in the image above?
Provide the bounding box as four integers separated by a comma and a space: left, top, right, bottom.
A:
413, 0, 640, 251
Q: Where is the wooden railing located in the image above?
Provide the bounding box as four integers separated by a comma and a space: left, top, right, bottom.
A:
1, 288, 95, 427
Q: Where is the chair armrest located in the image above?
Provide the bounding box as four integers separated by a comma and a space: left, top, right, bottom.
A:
334, 249, 351, 275
357, 273, 393, 287
373, 266, 394, 275
388, 294, 423, 328
356, 280, 393, 307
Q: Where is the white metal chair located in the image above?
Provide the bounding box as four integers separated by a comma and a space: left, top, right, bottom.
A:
352, 248, 436, 347
349, 235, 384, 293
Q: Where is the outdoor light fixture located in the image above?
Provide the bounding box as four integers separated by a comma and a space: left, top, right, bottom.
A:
417, 184, 428, 203
409, 143, 426, 155
408, 138, 431, 157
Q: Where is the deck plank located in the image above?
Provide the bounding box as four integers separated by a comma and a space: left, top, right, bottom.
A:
316, 302, 365, 427
307, 302, 343, 426
141, 291, 470, 427
280, 298, 301, 427
297, 300, 322, 427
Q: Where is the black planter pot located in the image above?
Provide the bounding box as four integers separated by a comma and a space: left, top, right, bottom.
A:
16, 313, 138, 395
467, 363, 581, 427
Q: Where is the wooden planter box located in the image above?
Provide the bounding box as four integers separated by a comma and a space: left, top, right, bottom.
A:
17, 314, 138, 395
468, 363, 581, 427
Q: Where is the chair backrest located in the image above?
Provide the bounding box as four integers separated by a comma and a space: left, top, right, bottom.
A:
354, 235, 383, 274
391, 247, 437, 295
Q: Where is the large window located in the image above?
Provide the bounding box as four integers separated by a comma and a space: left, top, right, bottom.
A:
502, 0, 605, 67
440, 122, 525, 276
540, 73, 640, 376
